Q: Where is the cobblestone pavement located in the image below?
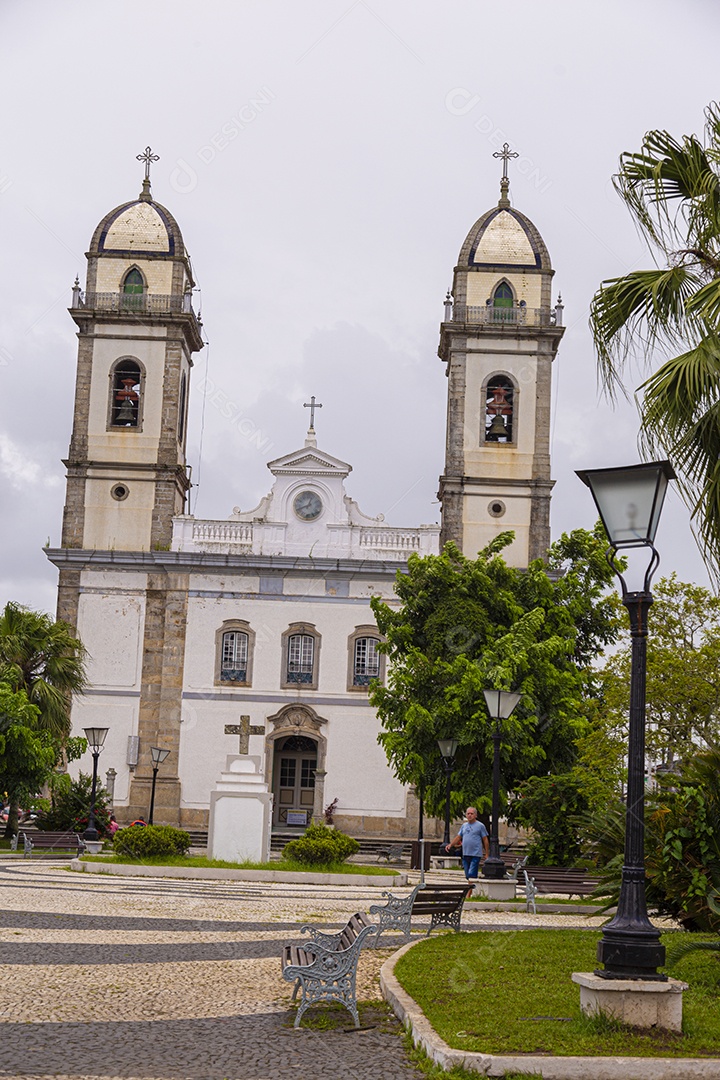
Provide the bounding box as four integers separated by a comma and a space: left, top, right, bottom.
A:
0, 860, 620, 1080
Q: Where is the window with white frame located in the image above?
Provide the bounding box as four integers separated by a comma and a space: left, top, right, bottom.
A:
281, 623, 320, 690
353, 636, 380, 686
221, 630, 248, 682
287, 634, 314, 683
214, 620, 255, 686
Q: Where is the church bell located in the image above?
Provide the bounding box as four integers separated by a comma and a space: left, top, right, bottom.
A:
487, 414, 507, 439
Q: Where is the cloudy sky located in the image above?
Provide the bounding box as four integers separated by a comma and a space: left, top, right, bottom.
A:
0, 0, 718, 614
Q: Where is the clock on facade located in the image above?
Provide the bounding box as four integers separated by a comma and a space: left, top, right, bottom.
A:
293, 490, 323, 521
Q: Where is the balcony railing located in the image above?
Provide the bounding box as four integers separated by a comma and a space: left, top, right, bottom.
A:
359, 528, 423, 552
446, 303, 563, 328
74, 291, 197, 317
192, 522, 253, 546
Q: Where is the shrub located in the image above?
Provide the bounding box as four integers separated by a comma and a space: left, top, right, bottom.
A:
282, 823, 359, 866
34, 772, 111, 837
113, 824, 191, 859
587, 750, 720, 932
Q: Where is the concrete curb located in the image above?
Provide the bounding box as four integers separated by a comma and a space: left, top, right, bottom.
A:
70, 859, 406, 887
380, 939, 720, 1079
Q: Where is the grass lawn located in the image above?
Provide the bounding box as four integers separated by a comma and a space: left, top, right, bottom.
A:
79, 853, 399, 875
394, 929, 720, 1058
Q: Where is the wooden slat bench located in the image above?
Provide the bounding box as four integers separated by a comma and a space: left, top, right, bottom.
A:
522, 867, 601, 898
281, 912, 375, 1028
370, 882, 468, 943
12, 830, 86, 858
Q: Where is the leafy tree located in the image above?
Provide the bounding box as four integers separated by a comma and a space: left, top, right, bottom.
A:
369, 527, 620, 822
589, 751, 720, 933
0, 602, 87, 837
0, 684, 56, 822
601, 573, 720, 769
509, 773, 592, 866
34, 771, 111, 837
589, 102, 720, 575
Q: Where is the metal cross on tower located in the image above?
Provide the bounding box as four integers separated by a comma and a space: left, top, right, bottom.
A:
493, 142, 519, 180
136, 146, 160, 182
304, 395, 323, 430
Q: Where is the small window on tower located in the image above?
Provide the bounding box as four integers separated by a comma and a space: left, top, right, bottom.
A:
123, 268, 144, 294
122, 268, 145, 312
491, 281, 514, 322
485, 376, 514, 443
110, 360, 142, 428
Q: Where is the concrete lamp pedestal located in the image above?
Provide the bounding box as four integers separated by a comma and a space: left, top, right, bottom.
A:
473, 879, 516, 900
83, 840, 103, 855
572, 972, 688, 1033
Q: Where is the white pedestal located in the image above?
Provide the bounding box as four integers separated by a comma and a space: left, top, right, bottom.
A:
473, 878, 517, 900
430, 856, 461, 870
83, 840, 103, 855
572, 972, 688, 1032
208, 755, 273, 864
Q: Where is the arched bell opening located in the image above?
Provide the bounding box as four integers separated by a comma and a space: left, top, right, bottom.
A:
484, 374, 516, 443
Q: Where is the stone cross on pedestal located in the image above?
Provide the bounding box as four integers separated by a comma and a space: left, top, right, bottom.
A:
225, 716, 264, 754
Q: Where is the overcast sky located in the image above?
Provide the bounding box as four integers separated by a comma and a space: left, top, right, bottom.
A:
1, 0, 718, 615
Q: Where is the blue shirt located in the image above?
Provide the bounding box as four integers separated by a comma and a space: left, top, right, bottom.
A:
458, 819, 488, 856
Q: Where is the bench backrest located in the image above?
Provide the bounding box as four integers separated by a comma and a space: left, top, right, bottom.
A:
412, 885, 467, 913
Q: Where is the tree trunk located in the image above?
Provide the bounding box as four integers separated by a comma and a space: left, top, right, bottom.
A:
3, 796, 19, 839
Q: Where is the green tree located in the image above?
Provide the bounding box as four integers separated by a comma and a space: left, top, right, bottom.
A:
0, 684, 56, 823
34, 772, 111, 836
601, 573, 720, 769
0, 603, 87, 836
369, 527, 620, 822
589, 102, 720, 575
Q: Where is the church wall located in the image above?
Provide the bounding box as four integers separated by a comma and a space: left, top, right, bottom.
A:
95, 259, 174, 295
466, 271, 542, 310
86, 335, 168, 450
83, 473, 157, 551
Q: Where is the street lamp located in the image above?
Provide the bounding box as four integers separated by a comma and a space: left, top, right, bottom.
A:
437, 738, 458, 849
83, 727, 109, 842
148, 746, 171, 825
577, 460, 675, 981
482, 689, 522, 879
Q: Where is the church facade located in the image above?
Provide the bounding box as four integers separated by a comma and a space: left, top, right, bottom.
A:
47, 152, 563, 835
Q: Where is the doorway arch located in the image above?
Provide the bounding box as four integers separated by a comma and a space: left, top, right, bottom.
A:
266, 704, 328, 828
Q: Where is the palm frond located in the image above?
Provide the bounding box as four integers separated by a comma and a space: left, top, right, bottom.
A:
666, 937, 720, 968
590, 267, 699, 395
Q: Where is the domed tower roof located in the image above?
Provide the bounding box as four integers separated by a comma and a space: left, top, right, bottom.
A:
458, 202, 551, 272
89, 192, 186, 258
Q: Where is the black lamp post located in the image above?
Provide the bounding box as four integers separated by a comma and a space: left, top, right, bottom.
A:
148, 746, 171, 825
577, 460, 675, 981
83, 727, 109, 842
482, 689, 522, 879
437, 738, 458, 848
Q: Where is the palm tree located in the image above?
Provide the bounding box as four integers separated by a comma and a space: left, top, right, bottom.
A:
590, 102, 720, 577
0, 602, 87, 836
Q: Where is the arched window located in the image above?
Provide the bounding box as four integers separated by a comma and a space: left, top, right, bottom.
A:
110, 359, 142, 428
123, 268, 144, 294
490, 281, 515, 323
288, 634, 314, 682
353, 636, 380, 686
485, 375, 515, 443
122, 268, 145, 312
347, 625, 385, 691
221, 630, 248, 682
214, 620, 255, 686
281, 623, 321, 689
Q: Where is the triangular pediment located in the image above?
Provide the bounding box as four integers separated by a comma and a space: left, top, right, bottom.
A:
267, 446, 352, 477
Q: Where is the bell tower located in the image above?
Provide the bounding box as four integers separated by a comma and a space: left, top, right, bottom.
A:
438, 148, 564, 567
60, 149, 203, 576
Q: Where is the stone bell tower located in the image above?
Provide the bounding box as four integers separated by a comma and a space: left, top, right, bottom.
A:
53, 150, 204, 827
438, 147, 564, 567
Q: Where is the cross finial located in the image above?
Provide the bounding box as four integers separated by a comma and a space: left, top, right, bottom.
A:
304, 395, 322, 430
493, 142, 519, 207
137, 146, 160, 181
136, 146, 159, 201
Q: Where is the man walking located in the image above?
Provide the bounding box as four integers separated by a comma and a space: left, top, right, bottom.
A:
445, 806, 489, 888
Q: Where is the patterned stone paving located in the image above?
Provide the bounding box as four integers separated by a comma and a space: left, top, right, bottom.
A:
0, 860, 620, 1079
